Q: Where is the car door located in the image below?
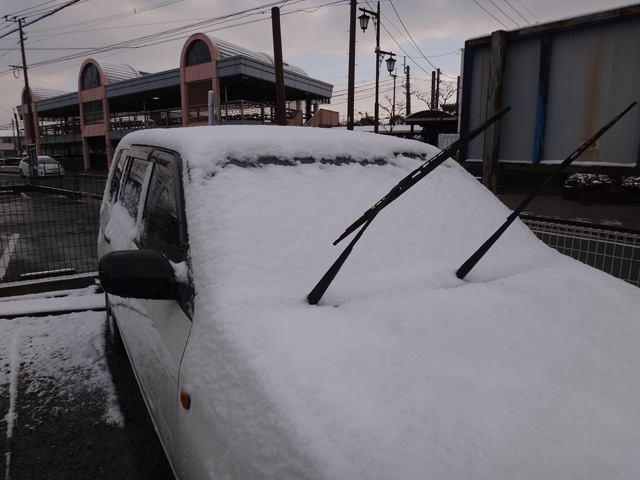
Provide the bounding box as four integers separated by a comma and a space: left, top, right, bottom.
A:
108, 148, 193, 470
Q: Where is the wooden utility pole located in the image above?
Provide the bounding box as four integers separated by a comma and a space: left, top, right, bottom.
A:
14, 18, 37, 148
347, 0, 357, 130
271, 7, 287, 126
405, 64, 411, 117
435, 68, 441, 110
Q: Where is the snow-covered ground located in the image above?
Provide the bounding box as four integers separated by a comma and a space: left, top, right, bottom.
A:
0, 287, 121, 479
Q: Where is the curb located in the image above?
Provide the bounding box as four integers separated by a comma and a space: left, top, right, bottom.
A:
0, 272, 98, 298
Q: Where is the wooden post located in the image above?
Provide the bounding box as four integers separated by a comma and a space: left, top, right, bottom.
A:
272, 7, 287, 126
347, 0, 357, 130
482, 30, 508, 193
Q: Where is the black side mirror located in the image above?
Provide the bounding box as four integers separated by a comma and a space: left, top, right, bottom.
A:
99, 250, 177, 300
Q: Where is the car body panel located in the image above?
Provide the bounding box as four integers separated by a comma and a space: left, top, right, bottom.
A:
100, 126, 640, 480
99, 145, 191, 475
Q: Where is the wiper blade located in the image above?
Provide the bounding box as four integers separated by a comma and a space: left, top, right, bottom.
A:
456, 101, 637, 280
333, 106, 512, 246
307, 107, 512, 305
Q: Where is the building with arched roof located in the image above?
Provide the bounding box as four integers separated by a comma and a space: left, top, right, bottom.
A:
18, 33, 335, 170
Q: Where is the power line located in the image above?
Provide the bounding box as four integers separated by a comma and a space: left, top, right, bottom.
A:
501, 0, 533, 25
470, 0, 510, 29
512, 0, 540, 23
0, 0, 85, 41
484, 0, 520, 27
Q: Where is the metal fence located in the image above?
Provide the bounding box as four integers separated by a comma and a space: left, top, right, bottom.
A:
523, 217, 640, 287
0, 177, 105, 284
2, 175, 640, 289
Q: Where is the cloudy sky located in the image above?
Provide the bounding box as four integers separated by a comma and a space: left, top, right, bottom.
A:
0, 0, 634, 129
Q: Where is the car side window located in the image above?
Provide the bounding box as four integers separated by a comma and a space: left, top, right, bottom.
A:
108, 152, 126, 203
140, 162, 182, 263
119, 157, 150, 220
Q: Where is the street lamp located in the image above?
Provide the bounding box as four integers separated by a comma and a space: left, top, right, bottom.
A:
359, 2, 395, 134
385, 55, 396, 74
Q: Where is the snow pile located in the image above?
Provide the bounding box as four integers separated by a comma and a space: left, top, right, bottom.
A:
124, 126, 640, 479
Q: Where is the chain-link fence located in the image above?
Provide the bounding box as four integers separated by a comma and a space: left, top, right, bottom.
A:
523, 217, 640, 287
0, 177, 105, 284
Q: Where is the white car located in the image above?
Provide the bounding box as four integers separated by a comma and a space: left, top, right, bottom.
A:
19, 155, 65, 177
98, 126, 640, 480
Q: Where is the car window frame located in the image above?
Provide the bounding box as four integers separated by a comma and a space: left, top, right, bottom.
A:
139, 149, 189, 263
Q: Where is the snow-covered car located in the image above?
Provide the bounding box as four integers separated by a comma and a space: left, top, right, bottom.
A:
19, 155, 65, 177
98, 126, 640, 480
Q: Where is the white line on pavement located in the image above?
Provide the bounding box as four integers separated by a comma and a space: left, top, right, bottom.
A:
0, 234, 20, 282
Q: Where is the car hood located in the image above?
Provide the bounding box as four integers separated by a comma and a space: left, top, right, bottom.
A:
122, 126, 640, 479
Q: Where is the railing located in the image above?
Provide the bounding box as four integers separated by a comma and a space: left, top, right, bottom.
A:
109, 109, 183, 132
523, 217, 640, 287
189, 101, 299, 125
39, 121, 82, 137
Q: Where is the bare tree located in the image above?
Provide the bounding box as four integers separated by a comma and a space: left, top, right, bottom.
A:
415, 79, 458, 110
379, 93, 406, 131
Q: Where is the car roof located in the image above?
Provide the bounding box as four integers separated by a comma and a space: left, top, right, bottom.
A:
118, 125, 433, 171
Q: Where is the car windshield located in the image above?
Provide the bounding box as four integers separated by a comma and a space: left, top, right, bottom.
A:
40, 158, 57, 164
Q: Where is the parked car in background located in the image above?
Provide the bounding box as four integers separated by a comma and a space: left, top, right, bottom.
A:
19, 155, 65, 177
98, 125, 640, 480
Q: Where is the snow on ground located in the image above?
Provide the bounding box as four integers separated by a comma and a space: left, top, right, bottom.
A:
0, 289, 122, 478
0, 285, 105, 318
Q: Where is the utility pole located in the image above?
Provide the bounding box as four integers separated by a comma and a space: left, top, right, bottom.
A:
271, 7, 287, 126
390, 73, 397, 132
9, 18, 37, 150
347, 0, 357, 130
430, 71, 435, 109
373, 1, 381, 133
405, 64, 411, 117
435, 68, 441, 110
3, 1, 82, 152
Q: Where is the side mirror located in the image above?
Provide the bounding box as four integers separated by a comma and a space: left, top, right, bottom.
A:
99, 250, 177, 300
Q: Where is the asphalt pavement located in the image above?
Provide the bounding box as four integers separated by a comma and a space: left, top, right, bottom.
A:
497, 192, 640, 232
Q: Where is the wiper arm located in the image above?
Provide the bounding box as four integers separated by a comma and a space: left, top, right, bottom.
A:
333, 107, 512, 246
456, 101, 637, 280
307, 107, 512, 305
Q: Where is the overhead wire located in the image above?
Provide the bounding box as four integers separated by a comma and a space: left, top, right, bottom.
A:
470, 0, 510, 29
0, 0, 85, 41
484, 0, 520, 27
501, 0, 533, 25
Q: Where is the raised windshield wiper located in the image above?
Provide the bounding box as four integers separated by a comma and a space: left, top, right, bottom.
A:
307, 106, 513, 305
456, 101, 637, 280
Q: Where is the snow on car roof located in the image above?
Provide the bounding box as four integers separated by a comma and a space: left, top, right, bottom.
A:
118, 126, 640, 478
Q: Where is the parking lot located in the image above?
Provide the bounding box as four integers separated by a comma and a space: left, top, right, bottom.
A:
0, 289, 174, 479
0, 170, 174, 478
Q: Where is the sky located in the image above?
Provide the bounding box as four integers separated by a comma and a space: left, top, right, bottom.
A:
0, 0, 636, 128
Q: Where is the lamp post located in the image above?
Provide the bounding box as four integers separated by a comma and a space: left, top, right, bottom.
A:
359, 2, 395, 133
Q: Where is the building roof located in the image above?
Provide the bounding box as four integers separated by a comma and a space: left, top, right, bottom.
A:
211, 35, 308, 76
93, 60, 141, 83
33, 88, 71, 101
